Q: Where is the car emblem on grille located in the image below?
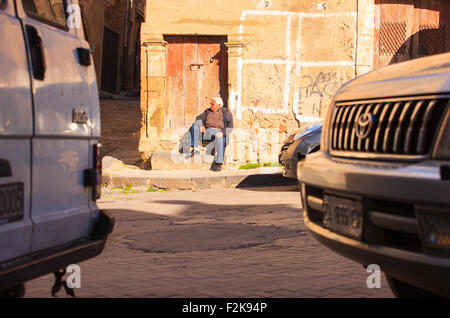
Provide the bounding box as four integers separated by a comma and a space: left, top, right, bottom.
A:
355, 113, 376, 139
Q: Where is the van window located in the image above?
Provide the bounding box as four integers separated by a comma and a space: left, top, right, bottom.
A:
22, 0, 67, 28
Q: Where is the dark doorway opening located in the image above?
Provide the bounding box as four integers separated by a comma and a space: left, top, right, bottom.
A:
101, 27, 120, 93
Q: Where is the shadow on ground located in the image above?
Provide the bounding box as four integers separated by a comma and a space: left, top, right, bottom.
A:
103, 197, 305, 254
236, 174, 298, 188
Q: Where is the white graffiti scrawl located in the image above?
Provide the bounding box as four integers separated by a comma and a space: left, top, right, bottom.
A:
237, 10, 357, 122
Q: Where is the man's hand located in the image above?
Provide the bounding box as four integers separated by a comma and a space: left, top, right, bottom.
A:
200, 126, 206, 133
215, 132, 223, 138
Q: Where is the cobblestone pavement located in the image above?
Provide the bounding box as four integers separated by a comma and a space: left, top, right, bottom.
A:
25, 186, 394, 298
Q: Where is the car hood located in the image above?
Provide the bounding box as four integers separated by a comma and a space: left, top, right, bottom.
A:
335, 52, 450, 102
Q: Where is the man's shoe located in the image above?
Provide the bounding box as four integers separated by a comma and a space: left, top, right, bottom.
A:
185, 148, 200, 159
211, 162, 222, 172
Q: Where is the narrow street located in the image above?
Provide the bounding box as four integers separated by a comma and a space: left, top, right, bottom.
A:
2, 0, 449, 302
24, 186, 393, 298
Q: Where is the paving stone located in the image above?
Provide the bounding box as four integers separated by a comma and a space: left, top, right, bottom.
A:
191, 176, 227, 189
24, 188, 395, 298
103, 176, 151, 188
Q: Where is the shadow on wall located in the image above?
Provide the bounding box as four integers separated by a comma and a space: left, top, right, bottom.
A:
389, 29, 449, 66
376, 0, 450, 66
99, 98, 144, 167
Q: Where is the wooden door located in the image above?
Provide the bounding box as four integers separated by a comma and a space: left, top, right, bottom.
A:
374, 0, 450, 69
165, 35, 228, 128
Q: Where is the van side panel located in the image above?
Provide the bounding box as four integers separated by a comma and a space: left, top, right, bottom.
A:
0, 7, 33, 262
79, 37, 102, 226
31, 139, 91, 251
0, 6, 32, 136
28, 24, 93, 138
14, 1, 97, 253
75, 11, 101, 139
0, 141, 33, 262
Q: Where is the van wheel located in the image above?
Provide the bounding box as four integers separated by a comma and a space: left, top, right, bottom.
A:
386, 275, 441, 298
0, 284, 25, 298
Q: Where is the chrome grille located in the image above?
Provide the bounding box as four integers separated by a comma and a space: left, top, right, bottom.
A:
330, 98, 448, 156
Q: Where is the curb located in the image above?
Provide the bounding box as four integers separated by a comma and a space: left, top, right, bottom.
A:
102, 169, 298, 191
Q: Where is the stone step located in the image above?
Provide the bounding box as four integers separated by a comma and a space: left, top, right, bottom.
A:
150, 150, 225, 170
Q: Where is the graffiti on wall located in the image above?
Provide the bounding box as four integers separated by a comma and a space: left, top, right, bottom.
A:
237, 10, 357, 121
299, 71, 342, 99
297, 71, 346, 117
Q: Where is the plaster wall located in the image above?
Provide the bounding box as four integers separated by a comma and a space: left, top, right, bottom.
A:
140, 0, 375, 167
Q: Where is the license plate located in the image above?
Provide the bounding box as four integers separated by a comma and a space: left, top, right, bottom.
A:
323, 194, 363, 239
0, 183, 24, 223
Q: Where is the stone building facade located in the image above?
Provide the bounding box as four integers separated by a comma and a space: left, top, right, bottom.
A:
80, 0, 146, 93
139, 0, 449, 169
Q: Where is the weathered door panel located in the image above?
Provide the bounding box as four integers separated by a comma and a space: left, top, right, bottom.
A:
165, 35, 228, 129
375, 0, 450, 69
197, 36, 223, 113
396, 0, 414, 63
378, 1, 401, 67
183, 39, 198, 126
418, 0, 448, 57
165, 37, 185, 128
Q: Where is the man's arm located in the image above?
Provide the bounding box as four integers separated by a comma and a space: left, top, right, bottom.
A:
195, 109, 207, 123
225, 109, 234, 130
196, 109, 208, 132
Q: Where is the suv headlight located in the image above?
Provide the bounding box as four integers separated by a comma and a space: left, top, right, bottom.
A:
432, 106, 450, 159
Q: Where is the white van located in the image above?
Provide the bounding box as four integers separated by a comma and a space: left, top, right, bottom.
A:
0, 0, 114, 296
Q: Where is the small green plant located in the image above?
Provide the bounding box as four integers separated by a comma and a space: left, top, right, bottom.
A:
238, 163, 260, 170
147, 187, 156, 192
118, 184, 134, 194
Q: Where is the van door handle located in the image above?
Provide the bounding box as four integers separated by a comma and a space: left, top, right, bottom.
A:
26, 25, 46, 80
76, 48, 91, 66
